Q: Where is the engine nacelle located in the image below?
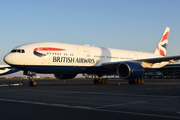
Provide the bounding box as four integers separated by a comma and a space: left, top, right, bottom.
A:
54, 73, 77, 79
117, 62, 144, 79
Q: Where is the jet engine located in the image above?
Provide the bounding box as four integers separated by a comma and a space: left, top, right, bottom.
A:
54, 73, 77, 79
117, 62, 144, 79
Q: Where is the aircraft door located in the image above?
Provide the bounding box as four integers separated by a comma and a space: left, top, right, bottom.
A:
77, 48, 92, 66
83, 50, 92, 66
83, 50, 91, 58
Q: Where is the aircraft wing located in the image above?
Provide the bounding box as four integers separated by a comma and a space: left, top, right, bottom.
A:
136, 55, 180, 63
101, 55, 180, 71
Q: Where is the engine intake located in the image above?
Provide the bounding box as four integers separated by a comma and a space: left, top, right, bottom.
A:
54, 73, 77, 79
117, 62, 144, 79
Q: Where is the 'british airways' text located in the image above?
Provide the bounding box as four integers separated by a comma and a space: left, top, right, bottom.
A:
53, 57, 95, 64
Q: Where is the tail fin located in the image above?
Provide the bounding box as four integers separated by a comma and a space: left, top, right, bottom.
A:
154, 27, 170, 56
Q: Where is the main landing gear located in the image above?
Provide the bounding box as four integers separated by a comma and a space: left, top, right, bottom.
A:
128, 78, 144, 85
29, 76, 37, 87
93, 77, 108, 84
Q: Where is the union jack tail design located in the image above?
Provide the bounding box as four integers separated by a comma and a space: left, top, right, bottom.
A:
154, 27, 170, 56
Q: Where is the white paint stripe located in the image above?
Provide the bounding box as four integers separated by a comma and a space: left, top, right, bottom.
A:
0, 98, 179, 119
3, 89, 180, 98
96, 108, 180, 119
0, 98, 71, 108
161, 97, 179, 100
96, 101, 146, 109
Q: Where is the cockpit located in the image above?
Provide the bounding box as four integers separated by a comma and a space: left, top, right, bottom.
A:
10, 49, 25, 53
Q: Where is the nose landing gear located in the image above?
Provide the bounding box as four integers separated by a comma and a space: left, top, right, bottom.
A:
29, 76, 37, 87
23, 71, 37, 87
29, 80, 37, 86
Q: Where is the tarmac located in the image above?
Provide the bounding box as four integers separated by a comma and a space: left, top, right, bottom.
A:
0, 78, 180, 120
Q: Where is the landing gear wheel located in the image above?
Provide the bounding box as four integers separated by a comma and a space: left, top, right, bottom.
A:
98, 79, 102, 84
134, 79, 138, 84
29, 80, 37, 87
128, 79, 144, 85
93, 79, 98, 84
141, 79, 144, 84
129, 79, 133, 84
93, 78, 109, 84
105, 79, 108, 84
102, 79, 105, 84
137, 79, 141, 85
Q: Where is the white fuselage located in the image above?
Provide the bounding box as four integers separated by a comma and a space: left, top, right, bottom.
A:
4, 42, 166, 74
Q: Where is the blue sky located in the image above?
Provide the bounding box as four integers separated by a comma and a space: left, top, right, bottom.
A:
1, 0, 180, 65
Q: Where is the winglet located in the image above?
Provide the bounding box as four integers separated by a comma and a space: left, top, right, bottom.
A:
154, 27, 170, 56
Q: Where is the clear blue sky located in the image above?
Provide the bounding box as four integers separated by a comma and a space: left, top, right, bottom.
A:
1, 0, 180, 65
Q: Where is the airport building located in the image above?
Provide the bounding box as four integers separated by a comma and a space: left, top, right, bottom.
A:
84, 64, 180, 79
144, 64, 180, 79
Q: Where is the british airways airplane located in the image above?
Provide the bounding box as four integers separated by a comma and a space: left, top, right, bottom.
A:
0, 65, 20, 76
3, 27, 180, 86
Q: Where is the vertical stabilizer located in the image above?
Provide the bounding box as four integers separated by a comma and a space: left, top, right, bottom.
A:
154, 27, 170, 56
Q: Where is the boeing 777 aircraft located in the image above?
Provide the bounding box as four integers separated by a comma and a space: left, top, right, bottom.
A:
4, 27, 180, 86
0, 65, 20, 76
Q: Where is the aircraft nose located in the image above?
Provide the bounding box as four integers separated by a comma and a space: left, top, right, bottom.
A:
4, 54, 13, 65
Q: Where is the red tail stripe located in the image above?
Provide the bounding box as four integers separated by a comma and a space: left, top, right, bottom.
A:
157, 46, 165, 56
160, 32, 169, 42
159, 49, 165, 56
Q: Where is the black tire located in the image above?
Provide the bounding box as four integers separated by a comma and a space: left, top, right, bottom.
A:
137, 79, 141, 85
29, 81, 37, 87
141, 79, 144, 84
128, 79, 132, 84
33, 81, 37, 86
105, 79, 108, 84
29, 81, 33, 86
134, 79, 138, 84
98, 79, 102, 84
102, 79, 105, 84
93, 79, 98, 84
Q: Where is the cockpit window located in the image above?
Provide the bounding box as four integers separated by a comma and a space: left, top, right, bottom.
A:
10, 49, 25, 53
17, 49, 21, 53
11, 49, 17, 53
